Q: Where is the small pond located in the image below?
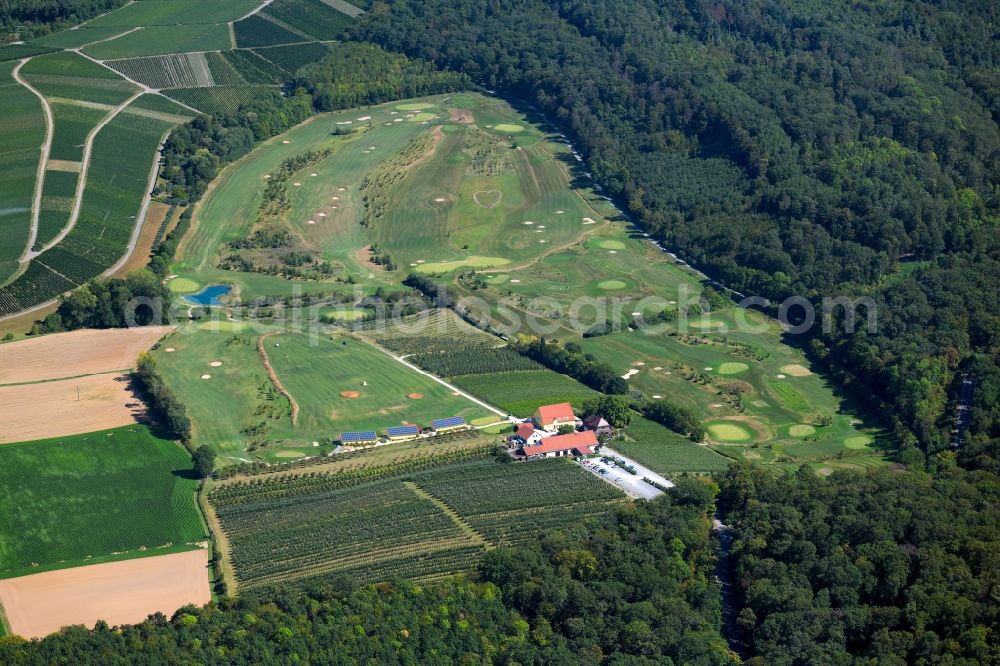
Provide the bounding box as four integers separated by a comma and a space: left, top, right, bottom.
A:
182, 284, 232, 306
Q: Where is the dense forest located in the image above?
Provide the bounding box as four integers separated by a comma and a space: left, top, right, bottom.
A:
347, 0, 1000, 455
157, 43, 468, 204
0, 486, 734, 664
0, 0, 124, 42
717, 444, 1000, 664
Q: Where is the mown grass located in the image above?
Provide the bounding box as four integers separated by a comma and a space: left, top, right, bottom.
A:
451, 369, 598, 416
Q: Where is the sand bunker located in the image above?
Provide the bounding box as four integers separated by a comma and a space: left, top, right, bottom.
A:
318, 212, 327, 217
652, 395, 663, 399
293, 182, 301, 187
201, 374, 211, 380
434, 197, 447, 202
340, 391, 361, 398
165, 347, 175, 352
780, 364, 812, 377
209, 361, 223, 367
407, 393, 424, 399
282, 140, 290, 144
583, 217, 597, 224
337, 187, 346, 191
621, 368, 639, 380
555, 210, 564, 214
474, 190, 502, 209
776, 374, 787, 379
307, 220, 315, 225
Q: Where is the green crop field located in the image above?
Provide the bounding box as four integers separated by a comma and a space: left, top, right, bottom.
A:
85, 0, 260, 27
84, 24, 232, 59
0, 106, 179, 315
0, 425, 206, 578
21, 51, 138, 106
451, 369, 599, 416
611, 416, 731, 474
48, 101, 105, 162
0, 61, 44, 285
209, 455, 623, 589
29, 26, 127, 49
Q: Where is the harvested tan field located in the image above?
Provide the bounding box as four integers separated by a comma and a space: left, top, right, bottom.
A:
0, 548, 210, 639
110, 202, 173, 278
0, 326, 174, 384
0, 373, 145, 444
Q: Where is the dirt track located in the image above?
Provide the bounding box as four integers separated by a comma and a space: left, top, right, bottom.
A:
0, 373, 146, 443
0, 548, 210, 639
0, 326, 174, 384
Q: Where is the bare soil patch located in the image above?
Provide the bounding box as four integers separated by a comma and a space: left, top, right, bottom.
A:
354, 245, 383, 271
0, 373, 146, 444
258, 334, 299, 425
407, 393, 424, 399
111, 202, 173, 278
780, 363, 812, 377
448, 108, 474, 124
340, 390, 361, 399
0, 326, 174, 385
0, 548, 210, 639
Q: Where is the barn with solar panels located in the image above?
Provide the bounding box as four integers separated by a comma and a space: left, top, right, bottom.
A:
386, 425, 420, 442
339, 430, 379, 445
431, 416, 467, 432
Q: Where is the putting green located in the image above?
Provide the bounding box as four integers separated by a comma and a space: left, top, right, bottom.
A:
415, 256, 511, 273
717, 362, 750, 375
274, 450, 305, 458
598, 240, 626, 250
707, 421, 755, 443
168, 277, 199, 293
788, 424, 816, 437
408, 112, 435, 122
493, 123, 524, 132
844, 435, 872, 449
485, 274, 509, 285
396, 102, 434, 111
597, 280, 627, 290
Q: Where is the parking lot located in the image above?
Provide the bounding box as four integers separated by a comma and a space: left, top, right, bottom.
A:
578, 446, 674, 500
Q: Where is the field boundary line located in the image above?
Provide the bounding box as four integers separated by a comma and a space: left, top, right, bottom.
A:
240, 0, 277, 21
198, 484, 237, 596
11, 58, 53, 265
403, 481, 489, 548
257, 333, 300, 425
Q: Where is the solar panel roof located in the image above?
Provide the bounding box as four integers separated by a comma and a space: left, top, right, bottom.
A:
387, 425, 419, 436
431, 416, 466, 428
340, 431, 378, 442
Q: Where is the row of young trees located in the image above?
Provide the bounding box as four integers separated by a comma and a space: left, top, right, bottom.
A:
133, 353, 191, 443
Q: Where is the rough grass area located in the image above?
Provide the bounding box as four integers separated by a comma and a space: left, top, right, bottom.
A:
450, 369, 598, 416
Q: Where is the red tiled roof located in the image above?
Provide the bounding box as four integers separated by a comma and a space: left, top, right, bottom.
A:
534, 402, 576, 425
515, 423, 536, 439
521, 430, 597, 456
